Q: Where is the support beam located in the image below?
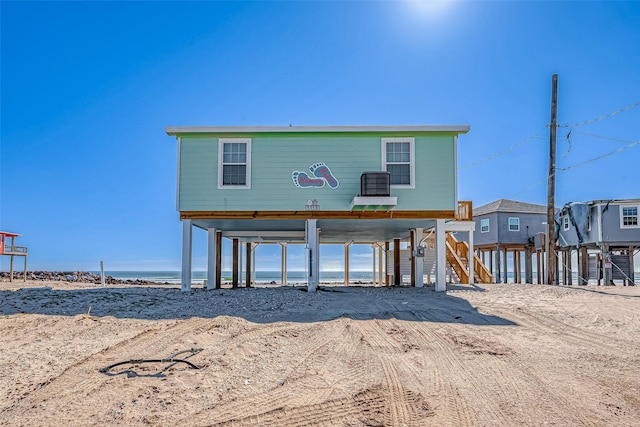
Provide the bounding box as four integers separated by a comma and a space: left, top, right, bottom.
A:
435, 219, 446, 292
525, 247, 533, 284
378, 243, 384, 286
489, 249, 493, 278
629, 246, 635, 285
410, 230, 416, 287
495, 247, 501, 283
467, 229, 474, 285
280, 243, 288, 285
232, 238, 239, 288
602, 244, 612, 285
372, 244, 377, 286
503, 249, 508, 284
215, 231, 222, 288
246, 242, 252, 287
306, 219, 319, 292
344, 242, 351, 286
415, 228, 424, 288
579, 246, 588, 285
207, 228, 217, 291
394, 238, 401, 287
385, 242, 390, 286
181, 220, 192, 292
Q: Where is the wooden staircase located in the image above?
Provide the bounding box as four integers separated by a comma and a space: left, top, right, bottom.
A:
445, 233, 493, 284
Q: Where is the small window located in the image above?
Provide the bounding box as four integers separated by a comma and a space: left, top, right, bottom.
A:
480, 218, 489, 233
621, 205, 639, 228
563, 216, 570, 231
382, 138, 415, 188
508, 217, 519, 231
218, 138, 251, 189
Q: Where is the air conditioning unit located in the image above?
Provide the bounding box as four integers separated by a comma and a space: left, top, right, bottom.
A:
361, 172, 390, 197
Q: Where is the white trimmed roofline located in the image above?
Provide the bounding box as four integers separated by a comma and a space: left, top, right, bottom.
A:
166, 125, 470, 135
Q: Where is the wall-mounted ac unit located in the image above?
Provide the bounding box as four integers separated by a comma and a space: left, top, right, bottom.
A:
361, 171, 390, 197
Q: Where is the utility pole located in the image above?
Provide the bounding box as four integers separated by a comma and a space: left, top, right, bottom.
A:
547, 74, 558, 285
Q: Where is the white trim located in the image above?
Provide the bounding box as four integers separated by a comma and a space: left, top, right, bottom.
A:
454, 135, 458, 208
508, 217, 520, 232
167, 125, 471, 135
620, 204, 640, 228
176, 137, 181, 211
381, 137, 415, 189
217, 138, 252, 189
480, 218, 489, 233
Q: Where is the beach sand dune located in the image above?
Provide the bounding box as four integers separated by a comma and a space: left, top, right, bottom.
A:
1, 281, 639, 426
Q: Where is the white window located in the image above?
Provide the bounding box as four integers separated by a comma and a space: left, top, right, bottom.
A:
563, 216, 570, 231
218, 138, 251, 189
382, 137, 415, 188
508, 217, 519, 231
480, 218, 489, 233
620, 205, 639, 228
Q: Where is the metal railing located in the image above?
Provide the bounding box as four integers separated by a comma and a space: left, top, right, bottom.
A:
3, 245, 28, 255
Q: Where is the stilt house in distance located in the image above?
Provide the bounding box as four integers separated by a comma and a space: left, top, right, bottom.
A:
472, 199, 547, 284
166, 125, 478, 292
556, 199, 639, 285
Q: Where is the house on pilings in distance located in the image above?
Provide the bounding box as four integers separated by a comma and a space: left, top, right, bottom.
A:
165, 125, 492, 292
556, 199, 639, 286
471, 199, 548, 284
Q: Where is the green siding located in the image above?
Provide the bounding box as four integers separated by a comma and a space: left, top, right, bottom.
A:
178, 133, 456, 211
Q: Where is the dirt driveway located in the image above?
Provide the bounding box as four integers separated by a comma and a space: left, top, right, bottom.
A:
1, 281, 639, 426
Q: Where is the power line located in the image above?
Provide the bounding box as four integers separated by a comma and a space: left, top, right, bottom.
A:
511, 134, 639, 197
557, 139, 640, 171
459, 127, 546, 169
567, 101, 640, 127
569, 130, 638, 144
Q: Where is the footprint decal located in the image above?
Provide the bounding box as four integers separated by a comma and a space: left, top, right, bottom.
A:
310, 162, 339, 189
292, 171, 325, 188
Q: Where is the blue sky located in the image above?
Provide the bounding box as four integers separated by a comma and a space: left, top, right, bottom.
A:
1, 1, 639, 272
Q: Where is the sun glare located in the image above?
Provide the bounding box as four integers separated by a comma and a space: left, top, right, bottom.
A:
407, 0, 452, 16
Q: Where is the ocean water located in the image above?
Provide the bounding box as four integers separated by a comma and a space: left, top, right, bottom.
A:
101, 271, 376, 284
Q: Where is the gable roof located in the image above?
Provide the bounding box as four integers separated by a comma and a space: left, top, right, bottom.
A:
473, 199, 547, 216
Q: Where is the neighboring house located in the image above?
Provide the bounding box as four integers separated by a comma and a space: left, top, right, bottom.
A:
556, 199, 639, 285
471, 199, 548, 283
165, 125, 473, 292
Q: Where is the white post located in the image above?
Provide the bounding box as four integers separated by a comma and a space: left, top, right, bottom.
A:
306, 219, 318, 292
378, 243, 384, 286
435, 219, 446, 292
372, 244, 377, 285
181, 219, 193, 292
344, 242, 351, 286
100, 261, 105, 287
468, 230, 475, 285
207, 228, 217, 291
415, 228, 424, 288
280, 243, 288, 285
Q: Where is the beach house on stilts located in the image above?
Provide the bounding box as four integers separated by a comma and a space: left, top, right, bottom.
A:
556, 199, 639, 286
166, 125, 487, 292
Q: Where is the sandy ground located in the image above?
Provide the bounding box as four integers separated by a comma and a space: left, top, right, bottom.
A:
1, 280, 639, 426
